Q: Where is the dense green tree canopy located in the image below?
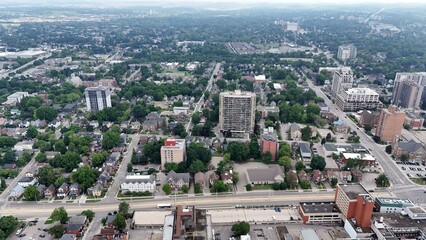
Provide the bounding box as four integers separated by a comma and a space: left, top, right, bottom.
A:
50, 207, 68, 224
71, 165, 98, 191
102, 130, 121, 150
231, 221, 250, 235
37, 166, 57, 186
23, 185, 39, 201
50, 151, 81, 172
227, 142, 250, 162
310, 156, 326, 171
212, 180, 229, 193
35, 106, 58, 122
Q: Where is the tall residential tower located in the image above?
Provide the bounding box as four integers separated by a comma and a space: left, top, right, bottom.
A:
392, 72, 426, 109
219, 90, 256, 134
331, 68, 354, 97
84, 86, 112, 111
337, 44, 357, 61
376, 105, 406, 142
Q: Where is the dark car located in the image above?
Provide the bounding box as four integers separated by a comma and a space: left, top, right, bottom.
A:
39, 234, 45, 238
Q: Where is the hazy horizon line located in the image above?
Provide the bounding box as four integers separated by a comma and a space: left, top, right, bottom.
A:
0, 0, 426, 8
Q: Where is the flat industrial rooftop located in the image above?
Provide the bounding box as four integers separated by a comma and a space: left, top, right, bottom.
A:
133, 211, 173, 226
207, 208, 299, 223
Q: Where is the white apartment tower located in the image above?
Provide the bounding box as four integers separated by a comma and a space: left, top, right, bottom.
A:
392, 72, 426, 109
84, 86, 112, 111
331, 68, 354, 97
219, 90, 256, 134
337, 44, 357, 61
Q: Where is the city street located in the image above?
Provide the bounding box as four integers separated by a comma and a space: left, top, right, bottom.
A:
0, 52, 52, 79
303, 75, 426, 203
0, 153, 38, 202
0, 191, 334, 218
103, 134, 140, 202
186, 63, 221, 134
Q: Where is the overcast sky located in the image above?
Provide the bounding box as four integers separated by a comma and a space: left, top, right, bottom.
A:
1, 0, 426, 7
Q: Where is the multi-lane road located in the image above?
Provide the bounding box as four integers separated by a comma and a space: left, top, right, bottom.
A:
303, 74, 426, 204
0, 52, 52, 80
0, 191, 334, 218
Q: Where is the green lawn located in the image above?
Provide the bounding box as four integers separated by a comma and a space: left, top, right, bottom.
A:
251, 184, 272, 190
87, 191, 106, 199
162, 69, 186, 74
316, 183, 326, 189
86, 199, 101, 203
410, 178, 426, 185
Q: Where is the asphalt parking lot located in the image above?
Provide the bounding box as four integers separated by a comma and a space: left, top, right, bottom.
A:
10, 218, 54, 240
396, 161, 426, 178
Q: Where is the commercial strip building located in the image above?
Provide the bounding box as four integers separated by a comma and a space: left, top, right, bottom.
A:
375, 105, 406, 142
219, 90, 256, 134
392, 72, 426, 109
371, 213, 426, 240
297, 202, 342, 225
160, 139, 186, 169
133, 206, 213, 240
84, 86, 112, 111
374, 197, 415, 213
132, 211, 173, 228
340, 152, 376, 166
405, 206, 426, 220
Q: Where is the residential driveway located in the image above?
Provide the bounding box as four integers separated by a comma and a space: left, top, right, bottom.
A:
156, 172, 167, 196
280, 123, 289, 140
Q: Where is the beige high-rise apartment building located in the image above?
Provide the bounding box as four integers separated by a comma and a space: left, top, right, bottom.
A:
219, 90, 256, 134
331, 68, 354, 97
392, 72, 426, 109
376, 105, 406, 142
160, 139, 186, 169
